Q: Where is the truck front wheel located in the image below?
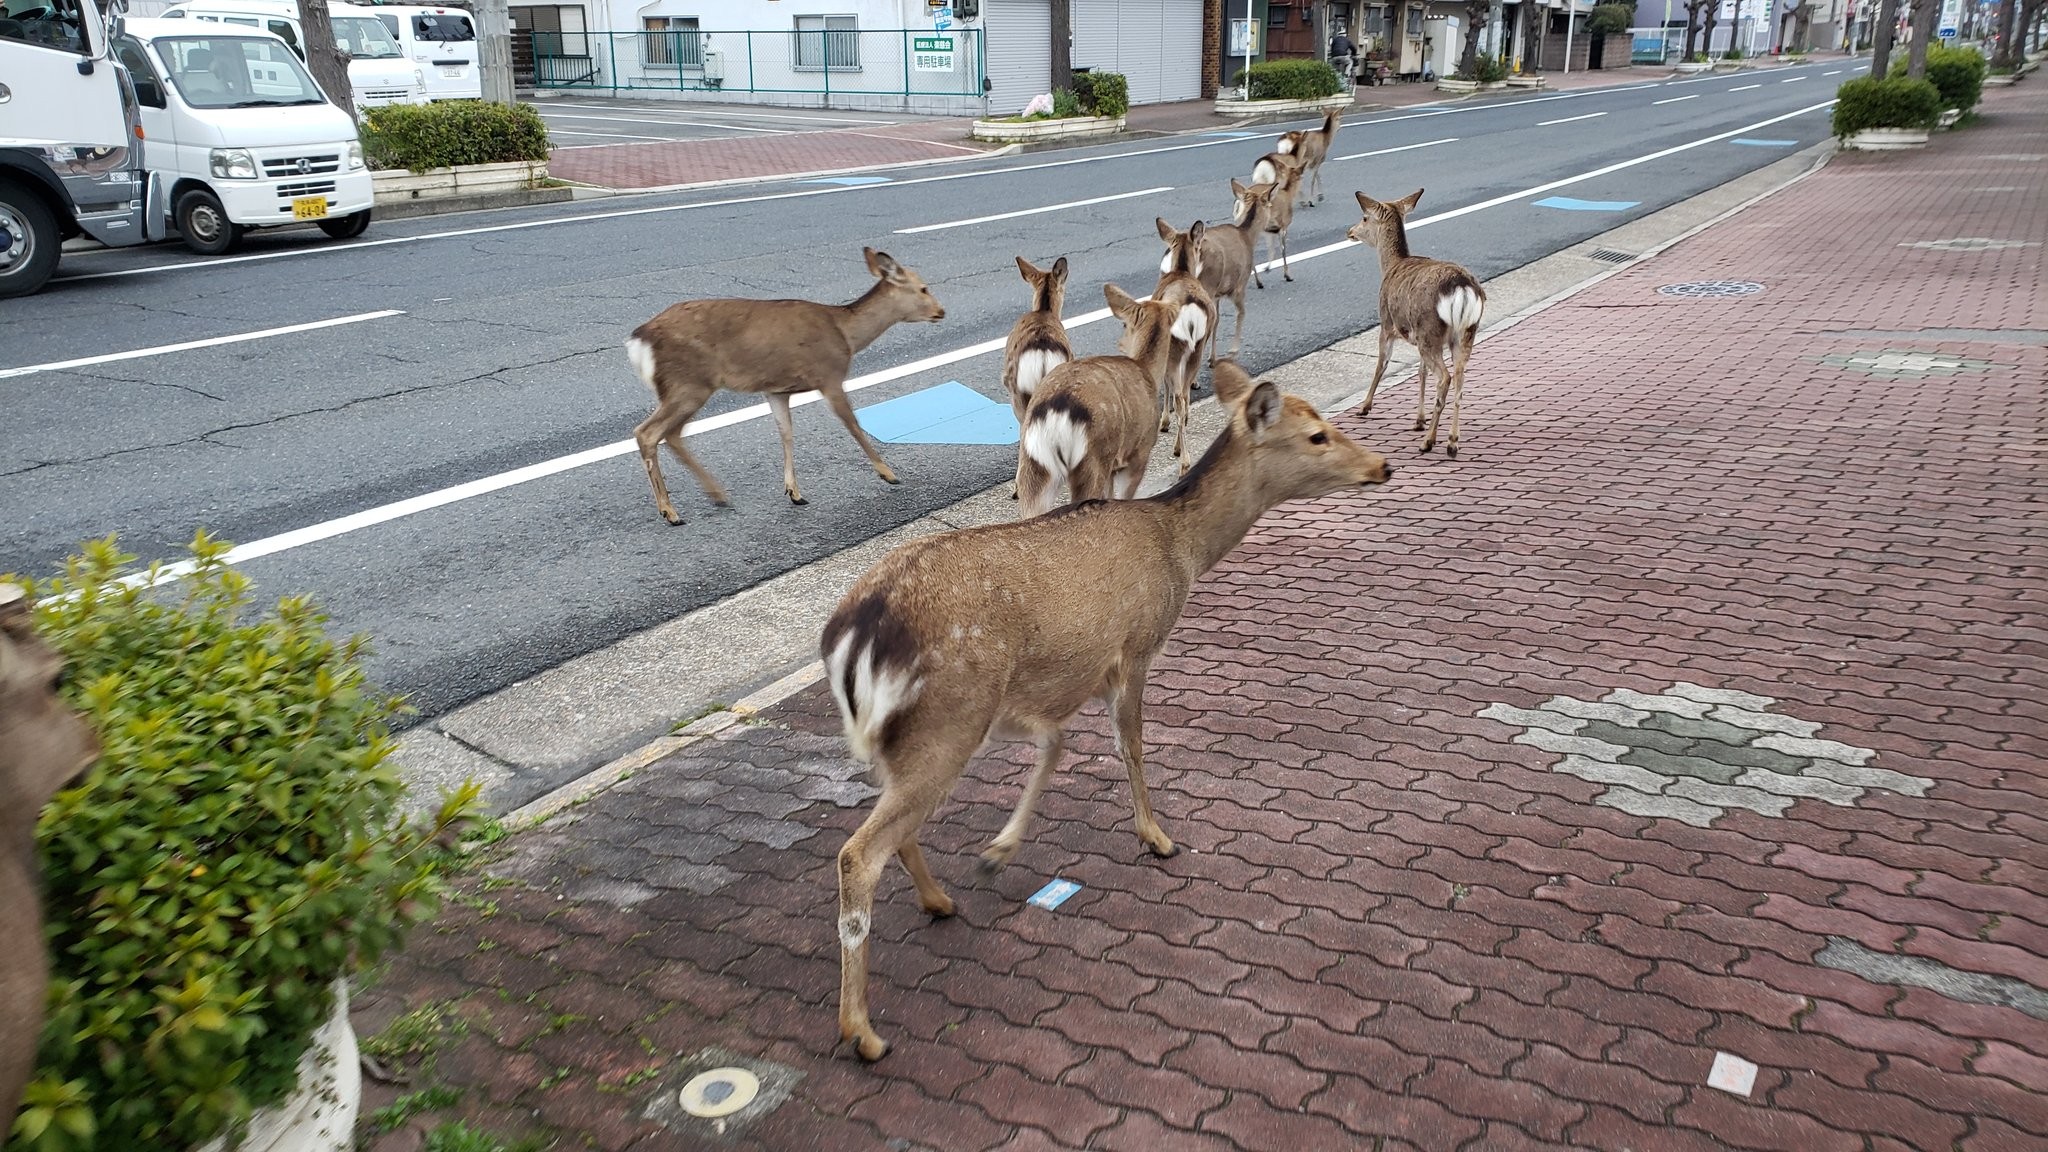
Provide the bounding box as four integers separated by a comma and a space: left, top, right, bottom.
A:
175, 188, 242, 256
0, 180, 61, 299
317, 208, 371, 240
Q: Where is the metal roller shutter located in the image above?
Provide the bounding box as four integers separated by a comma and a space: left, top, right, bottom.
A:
983, 0, 1052, 114
1073, 0, 1201, 105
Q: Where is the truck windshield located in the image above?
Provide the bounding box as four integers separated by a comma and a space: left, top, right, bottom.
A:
155, 35, 326, 108
330, 15, 403, 58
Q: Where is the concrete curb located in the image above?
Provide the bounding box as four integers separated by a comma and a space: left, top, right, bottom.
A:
373, 185, 576, 220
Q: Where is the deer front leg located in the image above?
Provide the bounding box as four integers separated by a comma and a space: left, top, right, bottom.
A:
1230, 290, 1246, 357
819, 381, 900, 486
1358, 330, 1394, 417
765, 393, 806, 505
1279, 230, 1293, 283
837, 787, 940, 1062
1110, 662, 1176, 858
977, 727, 1064, 878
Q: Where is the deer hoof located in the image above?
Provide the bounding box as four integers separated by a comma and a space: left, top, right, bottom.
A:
660, 510, 685, 526
787, 491, 808, 506
850, 1030, 890, 1063
1446, 443, 1460, 459
921, 891, 957, 918
1420, 441, 1436, 454
973, 851, 1007, 881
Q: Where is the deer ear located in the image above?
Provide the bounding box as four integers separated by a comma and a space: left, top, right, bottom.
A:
1156, 217, 1176, 243
1103, 283, 1137, 317
1015, 255, 1039, 280
1355, 191, 1376, 214
1051, 256, 1069, 281
1395, 188, 1424, 214
1230, 178, 1248, 197
1243, 381, 1283, 437
866, 248, 902, 279
1210, 359, 1254, 409
1188, 220, 1206, 244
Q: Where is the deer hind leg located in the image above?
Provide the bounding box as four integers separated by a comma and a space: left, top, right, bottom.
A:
765, 393, 807, 505
1279, 230, 1294, 282
1016, 454, 1059, 519
636, 391, 721, 525
819, 381, 900, 486
1413, 349, 1432, 435
1423, 346, 1454, 454
896, 840, 954, 917
1229, 289, 1247, 357
1110, 659, 1176, 858
1358, 329, 1395, 417
977, 725, 1064, 878
1446, 334, 1474, 459
1171, 349, 1197, 473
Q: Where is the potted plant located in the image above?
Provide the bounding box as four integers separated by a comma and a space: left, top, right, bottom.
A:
1674, 51, 1712, 74
1832, 74, 1943, 149
1215, 59, 1351, 114
975, 72, 1129, 140
5, 534, 473, 1152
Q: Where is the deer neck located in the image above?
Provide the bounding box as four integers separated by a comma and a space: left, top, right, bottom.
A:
1151, 425, 1269, 578
1372, 222, 1412, 269
1126, 315, 1179, 386
836, 280, 910, 353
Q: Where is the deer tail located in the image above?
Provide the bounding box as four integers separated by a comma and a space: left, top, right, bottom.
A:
822, 593, 922, 768
1437, 283, 1484, 347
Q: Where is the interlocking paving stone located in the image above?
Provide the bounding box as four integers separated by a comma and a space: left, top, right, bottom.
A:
1616, 747, 1750, 785
1639, 711, 1770, 750
1711, 705, 1823, 738
1537, 696, 1650, 726
1668, 683, 1777, 710
1604, 689, 1713, 719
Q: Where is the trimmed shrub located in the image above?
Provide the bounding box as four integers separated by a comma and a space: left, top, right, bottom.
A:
5, 534, 473, 1152
1050, 86, 1083, 119
1588, 4, 1634, 35
1890, 42, 1987, 110
1232, 59, 1344, 100
1830, 74, 1942, 135
1474, 54, 1509, 82
1073, 71, 1129, 118
360, 100, 551, 174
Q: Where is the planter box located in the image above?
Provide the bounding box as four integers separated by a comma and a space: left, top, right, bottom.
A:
1844, 126, 1930, 150
1480, 80, 1507, 90
1938, 108, 1962, 128
1505, 75, 1546, 88
1211, 92, 1353, 118
1984, 73, 2016, 85
192, 983, 358, 1152
1436, 77, 1481, 93
970, 115, 1125, 142
1673, 61, 1711, 74
373, 159, 546, 202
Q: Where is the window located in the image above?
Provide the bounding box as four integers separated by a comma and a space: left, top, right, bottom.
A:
154, 34, 325, 108
330, 15, 404, 58
1267, 5, 1289, 28
113, 36, 168, 107
792, 14, 857, 71
642, 15, 700, 67
513, 4, 588, 58
267, 18, 302, 58
0, 0, 90, 54
414, 13, 475, 42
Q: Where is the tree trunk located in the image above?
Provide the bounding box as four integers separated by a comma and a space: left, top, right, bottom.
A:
1050, 0, 1072, 91
1869, 0, 1899, 74
1460, 0, 1487, 73
1906, 0, 1939, 74
1991, 0, 2020, 64
1703, 7, 1720, 54
1728, 0, 1746, 54
295, 0, 354, 113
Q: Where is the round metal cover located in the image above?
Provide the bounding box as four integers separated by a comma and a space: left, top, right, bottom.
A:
1656, 280, 1766, 298
678, 1067, 759, 1118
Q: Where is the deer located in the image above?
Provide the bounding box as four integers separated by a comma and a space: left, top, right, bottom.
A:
1273, 109, 1341, 207
1347, 189, 1486, 458
1015, 284, 1184, 517
1, 583, 99, 1128
821, 359, 1394, 1062
1152, 217, 1219, 474
625, 248, 945, 524
1192, 178, 1281, 367
1248, 152, 1305, 283
1001, 256, 1074, 500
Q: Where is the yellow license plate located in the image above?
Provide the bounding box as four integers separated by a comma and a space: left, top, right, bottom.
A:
291, 196, 329, 220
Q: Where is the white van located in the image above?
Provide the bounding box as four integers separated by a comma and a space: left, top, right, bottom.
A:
367, 4, 479, 101
160, 0, 427, 109
112, 17, 374, 253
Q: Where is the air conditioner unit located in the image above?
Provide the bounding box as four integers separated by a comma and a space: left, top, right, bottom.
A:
702, 48, 723, 83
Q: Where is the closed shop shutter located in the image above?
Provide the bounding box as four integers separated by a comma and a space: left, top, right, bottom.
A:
983, 0, 1051, 113
1072, 0, 1201, 105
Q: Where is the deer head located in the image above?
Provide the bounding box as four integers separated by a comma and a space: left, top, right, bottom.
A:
1211, 361, 1394, 501
1347, 189, 1425, 250
0, 586, 98, 834
1015, 255, 1069, 315
1156, 217, 1207, 277
1104, 283, 1181, 372
1231, 178, 1278, 229
863, 247, 946, 324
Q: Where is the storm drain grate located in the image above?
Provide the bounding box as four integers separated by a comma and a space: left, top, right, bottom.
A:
1586, 248, 1637, 265
1656, 279, 1765, 298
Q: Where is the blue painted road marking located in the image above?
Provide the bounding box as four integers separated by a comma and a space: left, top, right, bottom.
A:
1731, 138, 1799, 147
1533, 196, 1641, 212
1027, 878, 1082, 910
803, 175, 893, 186
855, 381, 1018, 445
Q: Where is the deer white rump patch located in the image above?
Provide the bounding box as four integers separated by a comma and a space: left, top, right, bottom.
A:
1172, 302, 1210, 345
1253, 157, 1280, 186
1437, 285, 1484, 338
624, 336, 657, 391
825, 630, 922, 766
1014, 347, 1068, 401
838, 910, 870, 951
1022, 407, 1088, 476
1276, 137, 1297, 154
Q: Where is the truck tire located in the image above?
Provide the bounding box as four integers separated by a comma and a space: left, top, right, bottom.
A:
317, 208, 371, 239
175, 188, 242, 256
0, 180, 61, 299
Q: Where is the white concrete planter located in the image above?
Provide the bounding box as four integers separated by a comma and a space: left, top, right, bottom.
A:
1211, 92, 1353, 117
1480, 80, 1508, 90
1983, 73, 2016, 85
1844, 126, 1930, 150
1436, 77, 1481, 93
192, 983, 358, 1152
1505, 75, 1546, 88
1673, 61, 1711, 74
970, 115, 1124, 142
1938, 107, 1962, 128
373, 159, 547, 202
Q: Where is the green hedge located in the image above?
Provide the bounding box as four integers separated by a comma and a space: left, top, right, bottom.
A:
1890, 43, 1986, 111
1073, 71, 1129, 118
1232, 59, 1344, 100
5, 535, 472, 1152
360, 100, 551, 174
1588, 3, 1633, 35
1831, 74, 1942, 135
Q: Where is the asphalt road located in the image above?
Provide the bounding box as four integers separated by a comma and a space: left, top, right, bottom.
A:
2, 60, 1862, 719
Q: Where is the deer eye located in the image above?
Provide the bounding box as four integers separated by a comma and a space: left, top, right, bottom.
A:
1309, 432, 1328, 446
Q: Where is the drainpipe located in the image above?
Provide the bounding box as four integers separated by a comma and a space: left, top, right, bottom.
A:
1563, 0, 1576, 70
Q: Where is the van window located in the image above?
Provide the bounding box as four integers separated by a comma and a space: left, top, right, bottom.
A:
330, 14, 403, 58
224, 15, 259, 26
0, 0, 90, 54
157, 34, 326, 107
413, 13, 473, 41
266, 17, 301, 57
113, 36, 168, 107
375, 12, 397, 35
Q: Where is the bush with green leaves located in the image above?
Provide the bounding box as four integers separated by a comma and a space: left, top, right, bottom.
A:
1232, 59, 1344, 100
1889, 43, 1986, 110
1073, 71, 1129, 118
1831, 74, 1943, 136
1050, 86, 1082, 118
1474, 54, 1509, 82
4, 534, 474, 1152
360, 100, 551, 174
1588, 3, 1633, 35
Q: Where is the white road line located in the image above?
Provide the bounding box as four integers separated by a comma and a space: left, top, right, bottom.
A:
76, 99, 1836, 591
1824, 69, 1843, 75
1781, 76, 1805, 82
895, 186, 1175, 234
538, 111, 787, 134
1654, 94, 1700, 104
1539, 112, 1609, 126
1730, 83, 1762, 91
550, 130, 672, 143
0, 311, 404, 380
1329, 136, 1458, 162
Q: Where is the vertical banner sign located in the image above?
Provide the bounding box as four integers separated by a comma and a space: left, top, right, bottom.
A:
1936, 0, 1960, 36
913, 34, 955, 71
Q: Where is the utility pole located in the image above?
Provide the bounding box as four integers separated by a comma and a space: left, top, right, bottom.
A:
478, 0, 513, 105
295, 0, 354, 112
1564, 0, 1578, 70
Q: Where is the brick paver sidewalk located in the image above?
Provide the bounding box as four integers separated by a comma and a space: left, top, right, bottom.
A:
547, 119, 995, 190
355, 85, 2047, 1151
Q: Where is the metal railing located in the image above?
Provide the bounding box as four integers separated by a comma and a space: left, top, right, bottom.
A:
1628, 21, 1773, 63
527, 27, 985, 103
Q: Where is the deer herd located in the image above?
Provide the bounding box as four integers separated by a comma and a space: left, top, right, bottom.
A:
622, 109, 1493, 1062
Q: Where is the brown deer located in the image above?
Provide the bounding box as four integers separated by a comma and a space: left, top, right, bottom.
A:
1273, 109, 1341, 206
1248, 152, 1305, 282
1001, 256, 1073, 499
1193, 178, 1281, 367
820, 360, 1395, 1062
625, 248, 945, 523
1, 583, 99, 1128
1015, 284, 1182, 517
1348, 189, 1486, 457
1152, 217, 1219, 474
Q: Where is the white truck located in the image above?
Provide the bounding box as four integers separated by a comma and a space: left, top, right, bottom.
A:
160, 0, 429, 110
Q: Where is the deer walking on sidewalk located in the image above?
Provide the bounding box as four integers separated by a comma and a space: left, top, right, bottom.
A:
624, 248, 945, 524
1273, 109, 1341, 206
1153, 218, 1219, 474
1192, 178, 1281, 367
1248, 152, 1305, 282
1001, 256, 1074, 499
1015, 284, 1184, 517
821, 360, 1394, 1062
1349, 189, 1485, 457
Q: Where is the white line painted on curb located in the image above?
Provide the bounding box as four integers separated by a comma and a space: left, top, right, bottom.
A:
1540, 112, 1609, 126
1329, 136, 1458, 162
0, 311, 405, 379
66, 100, 1837, 595
896, 186, 1174, 234
1655, 94, 1702, 104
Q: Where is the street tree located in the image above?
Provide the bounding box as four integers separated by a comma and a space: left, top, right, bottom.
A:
1869, 0, 1901, 74
1906, 0, 1940, 74
295, 0, 353, 111
1684, 0, 1714, 55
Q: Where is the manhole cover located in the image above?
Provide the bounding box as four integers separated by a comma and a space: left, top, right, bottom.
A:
1656, 280, 1764, 298
678, 1067, 759, 1118
1900, 236, 2041, 252
1819, 350, 1998, 378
